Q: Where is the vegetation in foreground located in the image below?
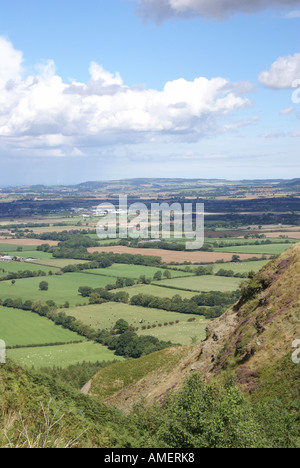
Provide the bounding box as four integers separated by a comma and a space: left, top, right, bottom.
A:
0, 361, 298, 448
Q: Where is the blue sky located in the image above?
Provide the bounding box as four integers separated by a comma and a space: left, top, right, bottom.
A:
0, 0, 299, 185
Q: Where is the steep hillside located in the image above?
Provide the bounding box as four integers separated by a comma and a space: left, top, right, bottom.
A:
0, 361, 146, 448
88, 346, 192, 414
90, 244, 300, 411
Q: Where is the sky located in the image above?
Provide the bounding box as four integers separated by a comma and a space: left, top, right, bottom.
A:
0, 0, 299, 186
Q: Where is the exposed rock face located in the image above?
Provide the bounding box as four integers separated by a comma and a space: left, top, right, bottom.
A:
89, 244, 300, 411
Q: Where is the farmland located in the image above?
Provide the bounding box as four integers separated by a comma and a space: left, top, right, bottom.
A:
118, 283, 198, 299
215, 243, 292, 255
0, 306, 83, 347
62, 302, 204, 331
1, 179, 300, 371
154, 275, 242, 292
137, 319, 209, 346
87, 245, 269, 263
8, 341, 123, 368
82, 263, 192, 279
0, 272, 115, 306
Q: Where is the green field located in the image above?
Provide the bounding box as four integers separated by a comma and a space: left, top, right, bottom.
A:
63, 302, 203, 330
0, 243, 40, 253
0, 272, 115, 306
30, 258, 90, 268
7, 341, 123, 368
211, 260, 269, 274
3, 250, 54, 259
137, 319, 209, 346
83, 263, 193, 280
154, 275, 241, 292
120, 284, 197, 299
0, 261, 56, 276
215, 244, 292, 255
0, 306, 83, 347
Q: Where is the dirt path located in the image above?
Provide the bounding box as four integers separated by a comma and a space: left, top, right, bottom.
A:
81, 379, 92, 395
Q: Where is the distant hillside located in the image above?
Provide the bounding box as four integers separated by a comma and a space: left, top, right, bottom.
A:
89, 244, 300, 411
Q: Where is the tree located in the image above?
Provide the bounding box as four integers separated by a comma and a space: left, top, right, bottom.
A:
114, 319, 129, 335
232, 255, 241, 263
153, 271, 162, 281
163, 270, 172, 279
39, 281, 49, 291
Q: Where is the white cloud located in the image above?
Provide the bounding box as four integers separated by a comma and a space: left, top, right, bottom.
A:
285, 10, 300, 17
280, 106, 295, 115
137, 0, 300, 21
0, 37, 253, 157
258, 53, 300, 89
0, 37, 23, 86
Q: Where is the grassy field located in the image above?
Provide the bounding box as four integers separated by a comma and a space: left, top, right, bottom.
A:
30, 258, 90, 268
0, 261, 56, 276
3, 250, 54, 259
0, 243, 40, 253
211, 260, 269, 274
171, 260, 269, 274
120, 284, 197, 299
63, 302, 203, 330
154, 275, 242, 292
0, 306, 83, 347
7, 341, 123, 369
215, 243, 292, 255
83, 263, 193, 280
0, 272, 115, 306
137, 319, 209, 346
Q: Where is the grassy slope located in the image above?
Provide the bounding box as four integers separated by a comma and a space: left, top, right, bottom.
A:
0, 361, 143, 448
90, 346, 191, 413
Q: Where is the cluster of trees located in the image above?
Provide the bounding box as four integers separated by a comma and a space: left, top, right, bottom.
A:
131, 372, 299, 448
126, 239, 214, 252
0, 269, 48, 282
38, 360, 119, 390
79, 286, 130, 305
28, 230, 96, 242
130, 292, 236, 319
215, 269, 249, 279
95, 319, 173, 359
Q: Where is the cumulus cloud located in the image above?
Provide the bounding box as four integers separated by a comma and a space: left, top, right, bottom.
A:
0, 37, 253, 157
258, 53, 300, 89
136, 0, 300, 21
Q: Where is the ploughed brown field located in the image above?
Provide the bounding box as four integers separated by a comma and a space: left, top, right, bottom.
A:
87, 245, 268, 264
0, 238, 59, 246
262, 231, 300, 239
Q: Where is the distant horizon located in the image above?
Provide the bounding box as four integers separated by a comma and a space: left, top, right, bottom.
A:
0, 176, 298, 190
